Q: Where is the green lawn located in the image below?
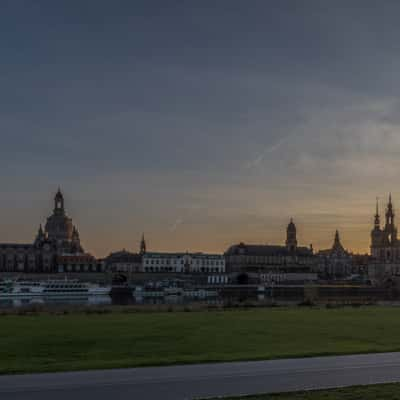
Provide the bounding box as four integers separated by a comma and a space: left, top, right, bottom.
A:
2, 307, 400, 374
212, 383, 400, 399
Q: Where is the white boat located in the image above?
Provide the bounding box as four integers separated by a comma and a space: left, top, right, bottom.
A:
0, 279, 111, 298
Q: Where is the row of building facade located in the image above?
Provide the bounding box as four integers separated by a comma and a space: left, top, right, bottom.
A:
106, 248, 226, 274
0, 190, 398, 283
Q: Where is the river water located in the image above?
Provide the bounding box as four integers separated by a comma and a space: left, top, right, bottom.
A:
0, 295, 113, 308
0, 294, 229, 308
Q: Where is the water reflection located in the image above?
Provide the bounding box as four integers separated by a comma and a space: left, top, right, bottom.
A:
0, 293, 225, 308
0, 290, 285, 308
0, 295, 112, 308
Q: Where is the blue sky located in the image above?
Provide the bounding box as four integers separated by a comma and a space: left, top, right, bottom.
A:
1, 1, 400, 256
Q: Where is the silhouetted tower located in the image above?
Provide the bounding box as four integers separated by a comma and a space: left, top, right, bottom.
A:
70, 226, 82, 253
54, 188, 65, 216
386, 193, 395, 226
385, 193, 397, 245
371, 198, 382, 250
140, 233, 147, 255
34, 224, 46, 247
332, 230, 345, 253
38, 224, 45, 239
286, 218, 298, 252
374, 197, 380, 230
334, 230, 340, 247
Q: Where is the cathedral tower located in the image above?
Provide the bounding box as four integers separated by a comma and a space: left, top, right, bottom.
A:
384, 194, 397, 246
371, 198, 382, 250
371, 195, 400, 262
140, 233, 147, 255
374, 198, 380, 230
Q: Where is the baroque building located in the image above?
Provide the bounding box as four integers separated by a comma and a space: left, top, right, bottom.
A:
104, 235, 147, 273
44, 189, 84, 255
142, 252, 225, 274
369, 195, 400, 281
105, 250, 143, 273
371, 195, 400, 262
224, 219, 317, 283
317, 230, 352, 278
0, 189, 100, 273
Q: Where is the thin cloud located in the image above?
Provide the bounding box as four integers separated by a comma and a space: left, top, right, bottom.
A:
244, 133, 293, 170
169, 218, 183, 232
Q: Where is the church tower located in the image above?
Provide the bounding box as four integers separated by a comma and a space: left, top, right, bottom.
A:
374, 198, 380, 230
54, 188, 65, 216
46, 188, 73, 244
140, 233, 147, 255
71, 226, 83, 253
384, 194, 397, 246
34, 224, 46, 247
286, 218, 298, 252
371, 198, 384, 261
332, 230, 346, 255
371, 195, 400, 262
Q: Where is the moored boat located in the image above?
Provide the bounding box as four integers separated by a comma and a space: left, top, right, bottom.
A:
0, 279, 111, 298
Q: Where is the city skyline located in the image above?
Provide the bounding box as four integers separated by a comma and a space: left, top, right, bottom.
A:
0, 187, 395, 257
2, 1, 400, 256
3, 4, 400, 400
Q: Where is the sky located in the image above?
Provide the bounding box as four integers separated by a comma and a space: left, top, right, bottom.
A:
1, 0, 400, 257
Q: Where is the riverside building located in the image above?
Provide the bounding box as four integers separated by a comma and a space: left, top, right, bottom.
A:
0, 189, 100, 273
224, 219, 317, 283
142, 252, 225, 274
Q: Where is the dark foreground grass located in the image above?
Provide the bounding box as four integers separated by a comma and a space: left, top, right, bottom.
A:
211, 383, 400, 399
2, 307, 400, 374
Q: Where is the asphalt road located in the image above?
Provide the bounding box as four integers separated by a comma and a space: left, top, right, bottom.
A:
2, 352, 400, 400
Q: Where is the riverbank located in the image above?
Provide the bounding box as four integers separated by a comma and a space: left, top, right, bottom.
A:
2, 307, 400, 374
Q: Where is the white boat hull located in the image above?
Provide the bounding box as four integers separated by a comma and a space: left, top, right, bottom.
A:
0, 280, 111, 299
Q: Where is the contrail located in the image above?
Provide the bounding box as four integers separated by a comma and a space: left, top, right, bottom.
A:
245, 133, 293, 169
169, 218, 183, 232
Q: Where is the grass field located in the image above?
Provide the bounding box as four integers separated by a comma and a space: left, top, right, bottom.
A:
212, 383, 400, 399
2, 307, 400, 374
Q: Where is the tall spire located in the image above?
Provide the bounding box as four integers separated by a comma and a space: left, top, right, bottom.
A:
334, 230, 340, 245
140, 233, 147, 254
34, 224, 45, 245
332, 229, 345, 253
375, 197, 380, 228
72, 226, 80, 240
386, 193, 395, 226
388, 192, 393, 212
